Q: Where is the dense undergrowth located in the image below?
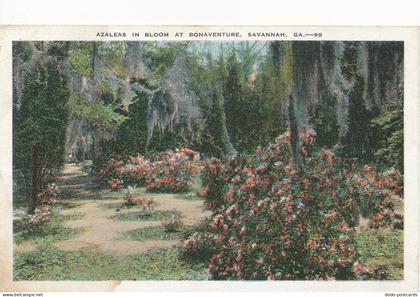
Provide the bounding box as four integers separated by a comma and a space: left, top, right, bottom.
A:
96, 148, 200, 193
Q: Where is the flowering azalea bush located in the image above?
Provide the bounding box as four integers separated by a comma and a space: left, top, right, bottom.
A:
349, 166, 403, 230
120, 154, 151, 185
149, 148, 199, 162
182, 128, 403, 280
24, 206, 51, 233
24, 183, 60, 232
200, 158, 246, 211
125, 186, 156, 212
161, 212, 183, 232
108, 178, 124, 190
97, 155, 126, 181
183, 148, 200, 161
145, 148, 200, 193
99, 149, 199, 192
201, 130, 403, 229
179, 231, 223, 262
98, 154, 150, 189
37, 183, 59, 206
353, 262, 389, 280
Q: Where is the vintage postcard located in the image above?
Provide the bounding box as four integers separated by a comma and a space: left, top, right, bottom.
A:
0, 26, 418, 292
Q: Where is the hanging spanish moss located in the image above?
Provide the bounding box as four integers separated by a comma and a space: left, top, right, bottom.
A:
13, 40, 403, 166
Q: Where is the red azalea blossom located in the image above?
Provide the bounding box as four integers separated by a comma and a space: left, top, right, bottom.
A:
180, 128, 403, 280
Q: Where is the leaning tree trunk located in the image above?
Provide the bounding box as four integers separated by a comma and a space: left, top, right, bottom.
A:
289, 42, 321, 169
28, 144, 39, 214
287, 94, 303, 171
219, 91, 238, 161
90, 42, 104, 170
93, 129, 103, 172
269, 40, 403, 171
289, 41, 337, 170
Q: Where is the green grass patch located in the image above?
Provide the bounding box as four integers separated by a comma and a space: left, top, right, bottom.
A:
394, 199, 404, 215
14, 246, 209, 280
98, 201, 156, 210
62, 213, 85, 221
176, 192, 202, 200
111, 210, 182, 222
174, 176, 203, 200
123, 225, 185, 241
60, 184, 132, 201
355, 229, 403, 280
56, 201, 80, 210
191, 175, 202, 193
98, 202, 127, 210
87, 186, 150, 201
95, 187, 127, 199
14, 211, 81, 245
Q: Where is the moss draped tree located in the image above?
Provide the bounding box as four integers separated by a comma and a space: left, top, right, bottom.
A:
14, 42, 70, 213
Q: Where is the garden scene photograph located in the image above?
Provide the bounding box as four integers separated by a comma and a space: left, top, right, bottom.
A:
12, 40, 404, 281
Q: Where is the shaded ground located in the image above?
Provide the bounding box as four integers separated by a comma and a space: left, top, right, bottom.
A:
17, 163, 209, 256
14, 247, 209, 280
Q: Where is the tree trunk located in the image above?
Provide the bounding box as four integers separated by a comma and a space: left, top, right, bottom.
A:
90, 42, 104, 169
288, 42, 321, 170
288, 94, 303, 171
218, 89, 238, 160
28, 144, 39, 214
288, 41, 336, 170
93, 129, 103, 171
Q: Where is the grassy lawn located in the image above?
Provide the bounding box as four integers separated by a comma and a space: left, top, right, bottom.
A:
15, 225, 403, 281
14, 200, 207, 280
13, 181, 209, 281
355, 228, 404, 280
14, 210, 404, 280
14, 211, 83, 245
98, 201, 128, 210
175, 175, 203, 200
176, 192, 201, 200
14, 247, 209, 280
123, 225, 186, 241
111, 210, 182, 222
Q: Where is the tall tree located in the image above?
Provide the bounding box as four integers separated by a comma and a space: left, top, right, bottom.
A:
341, 77, 373, 161
223, 49, 243, 149
311, 99, 340, 148
371, 95, 404, 172
189, 48, 237, 159
340, 42, 380, 163
14, 42, 70, 213
66, 42, 127, 163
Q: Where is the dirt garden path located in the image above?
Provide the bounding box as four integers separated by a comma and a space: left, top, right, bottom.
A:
48, 164, 209, 256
